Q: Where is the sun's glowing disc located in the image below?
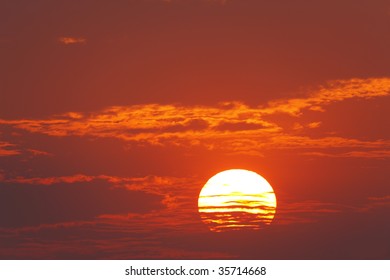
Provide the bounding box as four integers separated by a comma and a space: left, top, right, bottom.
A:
198, 169, 277, 232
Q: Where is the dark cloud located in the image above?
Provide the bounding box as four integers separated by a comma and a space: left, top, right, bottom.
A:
0, 180, 163, 228
161, 207, 390, 260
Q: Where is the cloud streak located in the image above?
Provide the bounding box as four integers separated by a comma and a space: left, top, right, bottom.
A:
0, 140, 50, 157
161, 0, 229, 4
263, 78, 390, 116
0, 141, 20, 156
303, 150, 390, 159
58, 37, 86, 45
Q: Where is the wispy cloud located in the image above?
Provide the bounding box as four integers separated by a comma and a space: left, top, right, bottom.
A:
262, 78, 390, 116
1, 78, 389, 157
58, 37, 86, 45
0, 140, 50, 157
0, 141, 20, 156
307, 122, 321, 129
303, 150, 390, 159
359, 195, 390, 212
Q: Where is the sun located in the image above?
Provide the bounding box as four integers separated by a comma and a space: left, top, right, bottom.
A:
198, 169, 277, 232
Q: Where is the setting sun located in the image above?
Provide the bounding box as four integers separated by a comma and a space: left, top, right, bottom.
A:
198, 169, 277, 232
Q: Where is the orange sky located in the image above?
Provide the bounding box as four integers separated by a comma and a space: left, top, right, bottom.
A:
0, 0, 389, 259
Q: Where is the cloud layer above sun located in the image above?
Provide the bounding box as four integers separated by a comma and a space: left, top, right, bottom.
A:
1, 77, 389, 158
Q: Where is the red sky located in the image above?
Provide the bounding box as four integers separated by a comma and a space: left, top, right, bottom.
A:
0, 0, 389, 259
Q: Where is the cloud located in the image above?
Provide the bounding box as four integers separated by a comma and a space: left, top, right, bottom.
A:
0, 179, 164, 228
307, 122, 321, 129
0, 173, 222, 259
303, 150, 390, 159
3, 172, 385, 231
359, 195, 390, 212
2, 174, 201, 211
367, 195, 390, 203
0, 173, 204, 242
274, 193, 390, 226
262, 78, 390, 116
25, 149, 52, 156
1, 77, 389, 157
0, 140, 50, 157
58, 37, 86, 45
161, 0, 229, 4
0, 141, 20, 156
274, 199, 355, 225
1, 172, 387, 259
0, 216, 233, 259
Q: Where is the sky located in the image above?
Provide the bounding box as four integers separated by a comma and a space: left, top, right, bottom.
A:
0, 0, 389, 259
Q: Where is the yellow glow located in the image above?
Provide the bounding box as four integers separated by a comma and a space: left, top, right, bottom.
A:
198, 169, 277, 232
